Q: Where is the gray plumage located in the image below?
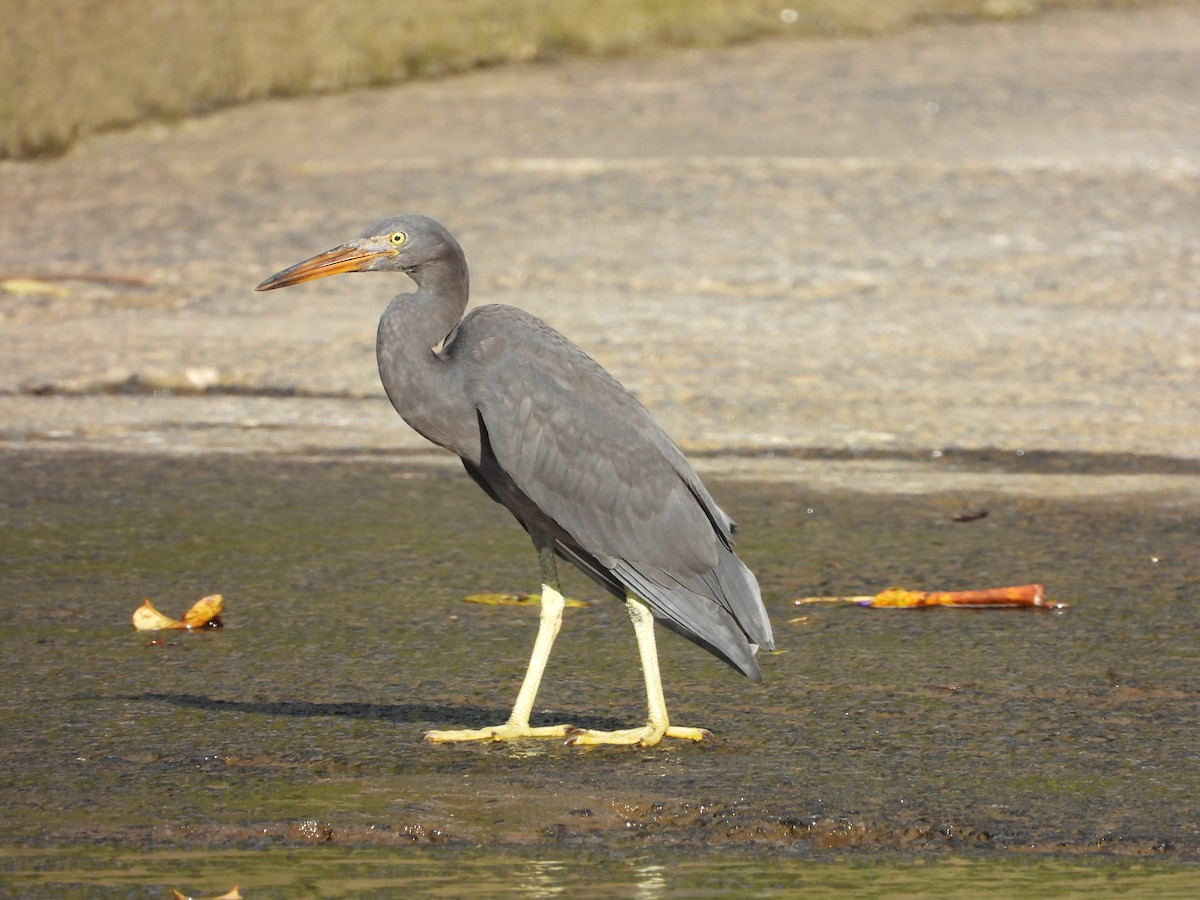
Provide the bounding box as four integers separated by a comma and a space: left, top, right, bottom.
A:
262, 214, 774, 680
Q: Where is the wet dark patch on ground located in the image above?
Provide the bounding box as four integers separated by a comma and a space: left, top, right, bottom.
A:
1, 450, 1197, 864
690, 445, 1200, 477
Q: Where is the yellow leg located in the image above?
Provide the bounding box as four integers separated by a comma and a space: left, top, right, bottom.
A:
424, 580, 576, 742
567, 595, 712, 747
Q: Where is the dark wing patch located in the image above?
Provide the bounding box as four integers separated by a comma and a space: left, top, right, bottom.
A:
460, 305, 774, 673
470, 312, 716, 574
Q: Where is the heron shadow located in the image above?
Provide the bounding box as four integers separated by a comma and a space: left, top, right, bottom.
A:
114, 692, 629, 732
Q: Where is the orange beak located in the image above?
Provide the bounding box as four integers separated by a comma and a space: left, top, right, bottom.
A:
255, 242, 395, 291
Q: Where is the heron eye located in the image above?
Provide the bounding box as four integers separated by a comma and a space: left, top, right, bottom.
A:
389, 232, 407, 246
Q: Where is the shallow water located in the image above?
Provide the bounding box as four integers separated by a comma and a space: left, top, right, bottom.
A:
4, 846, 1200, 898
1, 450, 1197, 894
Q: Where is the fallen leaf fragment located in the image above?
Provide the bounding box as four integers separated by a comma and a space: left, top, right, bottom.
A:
182, 593, 224, 628
132, 594, 225, 631
133, 599, 185, 631
951, 509, 989, 523
794, 583, 1067, 610
171, 887, 241, 900
1, 277, 71, 297
464, 592, 587, 608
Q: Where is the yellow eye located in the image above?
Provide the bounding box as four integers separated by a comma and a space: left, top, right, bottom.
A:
389, 231, 407, 246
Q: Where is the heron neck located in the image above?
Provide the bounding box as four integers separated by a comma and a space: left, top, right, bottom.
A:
375, 257, 477, 459
407, 249, 470, 325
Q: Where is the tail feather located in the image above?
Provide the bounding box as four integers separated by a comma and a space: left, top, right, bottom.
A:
551, 533, 773, 681
611, 552, 768, 681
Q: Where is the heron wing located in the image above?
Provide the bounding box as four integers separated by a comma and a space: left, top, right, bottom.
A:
459, 306, 774, 675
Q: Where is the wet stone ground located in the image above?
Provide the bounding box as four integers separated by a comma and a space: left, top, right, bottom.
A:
1, 450, 1197, 868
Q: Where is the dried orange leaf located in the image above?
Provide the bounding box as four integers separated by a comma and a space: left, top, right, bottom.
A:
132, 599, 185, 631
464, 592, 587, 608
794, 583, 1067, 610
868, 588, 934, 608
870, 583, 1066, 608
182, 593, 224, 628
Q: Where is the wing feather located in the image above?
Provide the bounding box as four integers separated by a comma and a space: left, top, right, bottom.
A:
460, 305, 775, 675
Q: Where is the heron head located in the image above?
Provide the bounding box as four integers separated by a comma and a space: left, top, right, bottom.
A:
255, 214, 458, 291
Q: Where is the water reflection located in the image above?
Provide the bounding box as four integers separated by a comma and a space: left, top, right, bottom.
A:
522, 859, 569, 897
632, 862, 668, 898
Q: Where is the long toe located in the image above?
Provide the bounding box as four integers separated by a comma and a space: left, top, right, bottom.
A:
423, 722, 575, 743
665, 725, 714, 741
566, 723, 713, 747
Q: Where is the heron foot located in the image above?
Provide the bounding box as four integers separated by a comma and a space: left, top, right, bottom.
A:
566, 723, 713, 748
422, 722, 575, 743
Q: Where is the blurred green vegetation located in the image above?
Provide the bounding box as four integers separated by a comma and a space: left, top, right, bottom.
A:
0, 0, 1165, 159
